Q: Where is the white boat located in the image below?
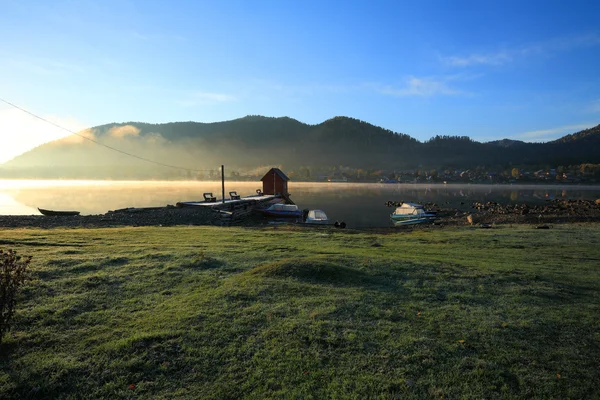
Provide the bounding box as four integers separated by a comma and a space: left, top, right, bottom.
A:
391, 203, 437, 225
304, 209, 328, 224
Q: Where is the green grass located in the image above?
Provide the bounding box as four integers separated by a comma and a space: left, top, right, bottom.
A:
1, 224, 599, 399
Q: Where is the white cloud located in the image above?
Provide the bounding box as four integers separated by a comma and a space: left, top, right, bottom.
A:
0, 107, 88, 163
513, 123, 594, 142
174, 80, 357, 106
177, 91, 237, 107
444, 52, 511, 67
377, 76, 462, 97
108, 125, 140, 138
145, 132, 167, 145
444, 33, 600, 68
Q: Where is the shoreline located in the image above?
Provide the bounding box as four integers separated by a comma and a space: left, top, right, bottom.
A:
1, 199, 599, 229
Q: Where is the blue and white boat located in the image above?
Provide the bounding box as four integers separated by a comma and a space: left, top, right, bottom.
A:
391, 203, 437, 225
257, 203, 303, 218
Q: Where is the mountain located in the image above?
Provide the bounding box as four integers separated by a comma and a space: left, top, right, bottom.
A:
1, 117, 599, 179
551, 124, 600, 144
486, 139, 526, 148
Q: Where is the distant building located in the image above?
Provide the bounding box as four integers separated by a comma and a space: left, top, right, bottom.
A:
261, 168, 290, 196
328, 176, 348, 182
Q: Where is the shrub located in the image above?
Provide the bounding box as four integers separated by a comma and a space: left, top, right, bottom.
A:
0, 249, 32, 345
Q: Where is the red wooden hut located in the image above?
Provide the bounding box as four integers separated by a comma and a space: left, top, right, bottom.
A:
261, 168, 290, 196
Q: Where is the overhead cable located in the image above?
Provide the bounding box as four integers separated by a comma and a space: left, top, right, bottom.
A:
0, 97, 213, 172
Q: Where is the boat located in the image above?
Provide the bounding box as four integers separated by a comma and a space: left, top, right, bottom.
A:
38, 208, 80, 216
390, 203, 436, 225
304, 209, 329, 225
110, 206, 167, 213
257, 203, 303, 218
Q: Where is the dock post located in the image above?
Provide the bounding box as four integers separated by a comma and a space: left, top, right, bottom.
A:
221, 165, 225, 204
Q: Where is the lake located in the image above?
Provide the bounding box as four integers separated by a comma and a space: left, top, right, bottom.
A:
1, 180, 600, 228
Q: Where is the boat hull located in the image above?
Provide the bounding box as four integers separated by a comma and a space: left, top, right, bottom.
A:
391, 211, 436, 225
392, 217, 430, 226
305, 219, 329, 224
258, 210, 303, 218
257, 202, 302, 218
390, 213, 436, 222
38, 208, 80, 216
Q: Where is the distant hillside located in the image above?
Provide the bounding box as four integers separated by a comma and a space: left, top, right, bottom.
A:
487, 139, 526, 148
1, 117, 599, 179
551, 124, 600, 143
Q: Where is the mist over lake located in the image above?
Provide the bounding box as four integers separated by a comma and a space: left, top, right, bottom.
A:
1, 180, 599, 228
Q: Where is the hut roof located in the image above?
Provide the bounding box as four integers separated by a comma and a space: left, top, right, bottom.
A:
261, 168, 290, 182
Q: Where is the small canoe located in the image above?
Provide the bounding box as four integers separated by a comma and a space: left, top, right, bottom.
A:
38, 208, 80, 216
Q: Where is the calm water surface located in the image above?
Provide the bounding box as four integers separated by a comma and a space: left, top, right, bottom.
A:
1, 180, 600, 228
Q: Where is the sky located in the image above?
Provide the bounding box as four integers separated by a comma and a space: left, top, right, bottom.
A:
1, 0, 599, 163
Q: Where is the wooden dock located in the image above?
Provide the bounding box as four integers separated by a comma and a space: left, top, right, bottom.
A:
176, 194, 280, 208
176, 194, 283, 223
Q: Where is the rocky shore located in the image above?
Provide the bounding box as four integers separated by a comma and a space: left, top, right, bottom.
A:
434, 198, 600, 226
1, 199, 600, 229
0, 206, 238, 229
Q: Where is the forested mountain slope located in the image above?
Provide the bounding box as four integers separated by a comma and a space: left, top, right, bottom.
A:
2, 116, 599, 179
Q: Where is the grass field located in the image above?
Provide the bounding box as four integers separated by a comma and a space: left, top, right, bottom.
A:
1, 224, 599, 399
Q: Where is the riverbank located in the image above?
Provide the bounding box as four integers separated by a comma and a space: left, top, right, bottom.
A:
1, 224, 599, 398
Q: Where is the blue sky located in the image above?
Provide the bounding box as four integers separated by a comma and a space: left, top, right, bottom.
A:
1, 0, 599, 162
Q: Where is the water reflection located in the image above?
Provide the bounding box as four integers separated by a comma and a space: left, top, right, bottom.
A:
1, 180, 599, 228
0, 192, 38, 215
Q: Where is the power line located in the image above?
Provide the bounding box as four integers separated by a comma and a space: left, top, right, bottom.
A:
0, 97, 214, 173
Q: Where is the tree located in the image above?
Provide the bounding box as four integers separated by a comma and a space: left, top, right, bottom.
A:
511, 168, 520, 179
